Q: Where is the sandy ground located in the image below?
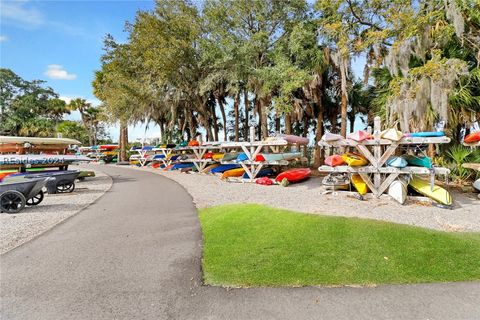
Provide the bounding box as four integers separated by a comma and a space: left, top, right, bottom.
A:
0, 167, 112, 254
127, 165, 480, 233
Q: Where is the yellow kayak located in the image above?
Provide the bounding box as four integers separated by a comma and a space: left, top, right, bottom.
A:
212, 153, 224, 160
221, 168, 245, 179
409, 176, 452, 205
201, 163, 220, 174
351, 174, 368, 195
342, 153, 368, 167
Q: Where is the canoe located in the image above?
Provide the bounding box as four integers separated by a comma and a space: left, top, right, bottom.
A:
405, 132, 445, 138
201, 163, 220, 173
347, 130, 372, 142
0, 154, 91, 165
210, 164, 241, 174
188, 140, 199, 147
275, 134, 309, 145
275, 168, 311, 183
342, 153, 368, 167
381, 128, 403, 141
405, 155, 432, 168
386, 156, 408, 168
0, 136, 81, 145
324, 155, 345, 167
221, 168, 245, 179
464, 132, 480, 144
243, 168, 274, 179
321, 132, 343, 142
388, 178, 408, 204
351, 174, 368, 195
255, 152, 302, 162
473, 179, 480, 192
409, 176, 452, 205
171, 163, 194, 170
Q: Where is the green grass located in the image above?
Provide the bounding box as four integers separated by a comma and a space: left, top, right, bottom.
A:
199, 204, 480, 287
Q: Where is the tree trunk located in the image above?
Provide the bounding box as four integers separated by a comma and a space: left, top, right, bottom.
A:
217, 97, 228, 141
211, 104, 219, 141
275, 115, 281, 132
313, 90, 324, 168
285, 113, 292, 134
259, 96, 269, 139
243, 89, 249, 140
119, 121, 128, 162
349, 114, 355, 134
340, 91, 348, 137
234, 92, 240, 141
159, 121, 164, 142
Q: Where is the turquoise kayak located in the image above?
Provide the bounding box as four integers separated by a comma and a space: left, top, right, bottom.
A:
386, 156, 408, 168
405, 155, 432, 168
406, 132, 445, 138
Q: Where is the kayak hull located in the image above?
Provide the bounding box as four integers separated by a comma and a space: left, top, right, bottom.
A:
275, 168, 311, 183
464, 132, 480, 144
325, 155, 345, 167
221, 168, 245, 179
405, 155, 432, 168
409, 176, 452, 205
342, 153, 368, 167
388, 179, 407, 204
387, 156, 408, 168
351, 174, 368, 195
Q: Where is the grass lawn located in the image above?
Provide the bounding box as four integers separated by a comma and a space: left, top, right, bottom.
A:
199, 204, 480, 287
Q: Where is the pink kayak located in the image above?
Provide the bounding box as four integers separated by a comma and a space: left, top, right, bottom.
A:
324, 155, 345, 167
276, 134, 309, 145
275, 168, 311, 183
347, 130, 372, 142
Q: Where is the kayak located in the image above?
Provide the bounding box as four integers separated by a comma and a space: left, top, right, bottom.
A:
275, 168, 311, 183
464, 132, 480, 144
324, 155, 345, 167
222, 152, 241, 161
351, 174, 368, 195
405, 132, 445, 138
388, 178, 408, 204
212, 153, 225, 160
243, 168, 274, 179
210, 164, 241, 174
0, 170, 16, 180
275, 134, 309, 145
322, 173, 350, 190
188, 140, 199, 147
201, 163, 220, 173
409, 176, 452, 205
221, 168, 245, 179
171, 163, 194, 170
255, 152, 302, 162
405, 155, 432, 168
321, 132, 343, 142
342, 153, 368, 167
347, 130, 372, 142
381, 128, 403, 141
98, 145, 118, 151
474, 179, 480, 192
386, 156, 408, 168
0, 136, 81, 145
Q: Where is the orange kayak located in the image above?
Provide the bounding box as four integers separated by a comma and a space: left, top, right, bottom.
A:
325, 155, 345, 167
464, 132, 480, 143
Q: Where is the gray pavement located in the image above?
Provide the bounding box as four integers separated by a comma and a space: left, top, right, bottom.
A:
1, 165, 479, 320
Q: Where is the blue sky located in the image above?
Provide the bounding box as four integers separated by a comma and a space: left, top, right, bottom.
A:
0, 0, 157, 142
1, 0, 365, 143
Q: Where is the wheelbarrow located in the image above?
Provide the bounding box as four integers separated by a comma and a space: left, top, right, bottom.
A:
0, 177, 51, 213
4, 170, 80, 194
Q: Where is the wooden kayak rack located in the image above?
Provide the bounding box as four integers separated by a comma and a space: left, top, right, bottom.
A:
318, 117, 451, 198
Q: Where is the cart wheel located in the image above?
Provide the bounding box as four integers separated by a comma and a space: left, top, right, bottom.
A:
56, 180, 75, 193
26, 190, 44, 206
0, 190, 26, 214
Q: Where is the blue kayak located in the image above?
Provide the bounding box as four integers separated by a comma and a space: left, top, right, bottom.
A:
405, 155, 432, 168
406, 132, 445, 138
210, 164, 241, 173
386, 156, 408, 168
236, 153, 248, 162
170, 155, 180, 161
152, 154, 165, 160
171, 163, 194, 170
243, 168, 274, 179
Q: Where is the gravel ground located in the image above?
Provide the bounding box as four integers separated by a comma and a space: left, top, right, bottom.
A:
127, 165, 480, 232
0, 166, 112, 254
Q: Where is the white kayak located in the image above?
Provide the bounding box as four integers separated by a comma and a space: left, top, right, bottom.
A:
474, 179, 480, 192
0, 154, 91, 165
381, 128, 403, 141
321, 132, 343, 142
388, 177, 408, 205
0, 136, 81, 145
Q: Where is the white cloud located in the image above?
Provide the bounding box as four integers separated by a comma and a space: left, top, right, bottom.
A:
0, 1, 44, 28
44, 65, 77, 80
59, 96, 72, 104
0, 35, 8, 42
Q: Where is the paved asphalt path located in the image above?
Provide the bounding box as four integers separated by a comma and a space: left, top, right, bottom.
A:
1, 165, 479, 320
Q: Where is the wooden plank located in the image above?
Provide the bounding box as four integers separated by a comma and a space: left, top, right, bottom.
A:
377, 144, 398, 167
358, 173, 377, 196
377, 173, 399, 196
317, 165, 450, 175
318, 136, 451, 147
355, 145, 377, 167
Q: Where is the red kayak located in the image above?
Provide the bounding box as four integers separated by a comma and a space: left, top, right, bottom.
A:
464, 132, 480, 144
99, 144, 119, 151
188, 140, 200, 147
275, 168, 311, 183
324, 155, 345, 167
